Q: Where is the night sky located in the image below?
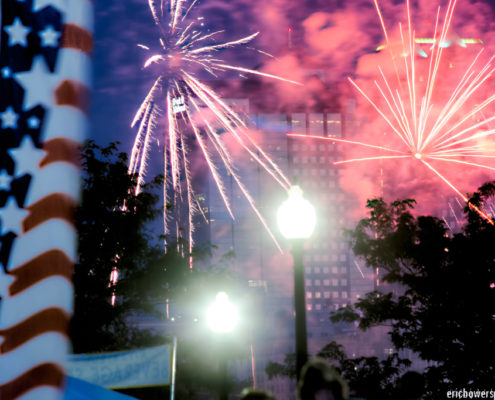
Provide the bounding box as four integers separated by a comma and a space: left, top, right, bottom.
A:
90, 0, 495, 216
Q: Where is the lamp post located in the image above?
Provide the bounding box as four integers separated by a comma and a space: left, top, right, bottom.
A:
277, 185, 316, 381
206, 292, 239, 400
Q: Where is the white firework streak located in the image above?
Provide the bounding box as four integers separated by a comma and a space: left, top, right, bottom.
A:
131, 0, 298, 254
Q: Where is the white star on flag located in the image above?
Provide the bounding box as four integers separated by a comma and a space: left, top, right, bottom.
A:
39, 25, 61, 47
14, 56, 57, 110
8, 135, 46, 178
0, 196, 29, 235
33, 0, 66, 13
0, 170, 12, 191
4, 17, 31, 47
0, 106, 19, 129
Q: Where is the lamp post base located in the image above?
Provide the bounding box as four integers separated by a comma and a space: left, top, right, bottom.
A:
292, 239, 308, 381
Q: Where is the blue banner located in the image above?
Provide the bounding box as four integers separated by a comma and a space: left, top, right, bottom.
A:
67, 345, 170, 389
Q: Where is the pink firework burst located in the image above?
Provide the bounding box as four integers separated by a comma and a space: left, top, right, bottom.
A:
291, 0, 495, 223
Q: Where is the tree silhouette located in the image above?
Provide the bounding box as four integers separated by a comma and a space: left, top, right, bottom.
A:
332, 182, 495, 398
267, 183, 495, 399
71, 140, 171, 353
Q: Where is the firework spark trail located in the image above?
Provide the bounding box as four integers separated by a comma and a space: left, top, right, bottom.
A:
186, 95, 283, 251
335, 155, 411, 165
137, 111, 155, 191
129, 102, 153, 179
187, 98, 234, 219
427, 157, 495, 172
185, 76, 292, 190
288, 133, 407, 154
322, 0, 495, 223
130, 1, 297, 252
421, 158, 493, 221
214, 64, 303, 86
182, 72, 291, 190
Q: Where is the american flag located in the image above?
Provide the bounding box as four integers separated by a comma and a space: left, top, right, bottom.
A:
0, 0, 92, 399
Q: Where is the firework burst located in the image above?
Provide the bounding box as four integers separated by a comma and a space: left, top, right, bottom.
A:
290, 0, 495, 223
130, 0, 299, 254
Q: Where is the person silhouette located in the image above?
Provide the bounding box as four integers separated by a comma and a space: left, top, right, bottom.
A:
240, 387, 277, 400
298, 358, 349, 400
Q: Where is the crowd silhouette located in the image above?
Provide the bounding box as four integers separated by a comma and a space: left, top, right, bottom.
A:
240, 358, 424, 400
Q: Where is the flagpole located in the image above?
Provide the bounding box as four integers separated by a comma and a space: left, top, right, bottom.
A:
170, 336, 177, 400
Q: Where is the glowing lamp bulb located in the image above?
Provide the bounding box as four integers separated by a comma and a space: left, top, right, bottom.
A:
414, 153, 422, 159
206, 292, 238, 334
277, 185, 316, 239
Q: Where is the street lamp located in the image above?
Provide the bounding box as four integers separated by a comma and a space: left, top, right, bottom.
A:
206, 291, 239, 334
206, 292, 239, 400
277, 185, 316, 381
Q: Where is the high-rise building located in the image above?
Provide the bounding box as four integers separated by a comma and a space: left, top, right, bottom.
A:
196, 85, 381, 398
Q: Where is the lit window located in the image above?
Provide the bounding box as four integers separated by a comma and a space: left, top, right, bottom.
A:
327, 113, 342, 137
307, 304, 312, 311
292, 114, 306, 135
307, 292, 312, 299
309, 114, 324, 136
315, 292, 321, 298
